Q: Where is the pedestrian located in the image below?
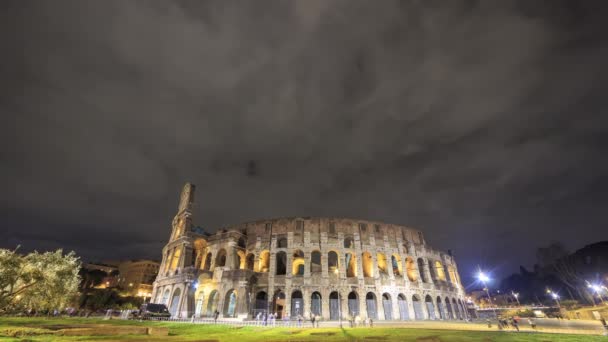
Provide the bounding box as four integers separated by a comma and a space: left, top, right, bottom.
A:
214, 310, 219, 323
297, 315, 303, 327
511, 317, 519, 332
369, 317, 374, 328
311, 314, 316, 327
528, 318, 537, 330
486, 319, 492, 328
256, 312, 261, 325
263, 312, 267, 326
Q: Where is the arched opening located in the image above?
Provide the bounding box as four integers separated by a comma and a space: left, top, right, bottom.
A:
215, 249, 227, 268
255, 291, 268, 316
405, 257, 417, 282
344, 235, 354, 248
235, 250, 246, 269
329, 291, 340, 320
391, 254, 402, 276
237, 237, 246, 249
448, 266, 458, 284
436, 296, 444, 319
310, 250, 322, 273
458, 299, 466, 320
277, 237, 288, 248
412, 295, 424, 320
382, 293, 393, 320
417, 258, 427, 282
452, 298, 461, 319
398, 294, 409, 320
328, 251, 339, 275
206, 290, 219, 316
348, 291, 359, 316
246, 253, 255, 271
169, 287, 181, 317
223, 289, 237, 317
161, 288, 170, 305
366, 292, 378, 319
272, 291, 285, 319
425, 295, 436, 320
258, 250, 270, 272
445, 296, 454, 319
345, 252, 357, 277
434, 261, 446, 281
195, 292, 204, 317
276, 251, 287, 275
292, 250, 305, 276
291, 290, 303, 317
362, 251, 373, 278
203, 253, 212, 271
311, 292, 322, 316
377, 253, 388, 275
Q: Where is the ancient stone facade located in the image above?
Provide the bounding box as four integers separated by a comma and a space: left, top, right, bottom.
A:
151, 183, 469, 321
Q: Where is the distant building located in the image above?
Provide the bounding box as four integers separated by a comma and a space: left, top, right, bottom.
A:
117, 260, 160, 299
82, 262, 118, 274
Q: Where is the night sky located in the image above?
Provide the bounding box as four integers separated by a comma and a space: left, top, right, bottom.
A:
2, 1, 608, 286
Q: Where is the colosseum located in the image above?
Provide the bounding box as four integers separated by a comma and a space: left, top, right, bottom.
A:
151, 183, 469, 321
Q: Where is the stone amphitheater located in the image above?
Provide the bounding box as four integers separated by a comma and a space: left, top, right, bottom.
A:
151, 183, 469, 321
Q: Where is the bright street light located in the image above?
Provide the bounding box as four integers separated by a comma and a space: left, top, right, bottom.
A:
477, 270, 496, 319
478, 272, 490, 283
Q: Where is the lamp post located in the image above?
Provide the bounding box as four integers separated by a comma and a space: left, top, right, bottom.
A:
478, 272, 497, 319
512, 292, 521, 306
548, 291, 561, 308
588, 283, 606, 305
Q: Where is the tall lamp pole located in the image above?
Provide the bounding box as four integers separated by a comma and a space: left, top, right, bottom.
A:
511, 291, 521, 306
478, 272, 497, 319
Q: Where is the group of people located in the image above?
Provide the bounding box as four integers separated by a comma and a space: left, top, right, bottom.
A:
487, 316, 533, 331
346, 315, 373, 328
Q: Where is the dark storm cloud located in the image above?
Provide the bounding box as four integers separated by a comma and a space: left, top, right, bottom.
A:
1, 0, 608, 283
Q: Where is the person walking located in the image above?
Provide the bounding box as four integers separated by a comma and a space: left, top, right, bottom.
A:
213, 310, 219, 323
528, 318, 537, 330
369, 317, 374, 328
311, 314, 316, 328
511, 317, 519, 332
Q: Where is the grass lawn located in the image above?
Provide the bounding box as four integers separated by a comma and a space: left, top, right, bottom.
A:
0, 317, 601, 342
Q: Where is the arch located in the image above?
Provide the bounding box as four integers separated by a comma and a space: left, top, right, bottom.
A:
169, 287, 181, 316
362, 251, 373, 278
434, 261, 446, 281
348, 291, 359, 316
292, 250, 305, 276
272, 291, 286, 319
397, 294, 409, 320
452, 298, 461, 319
311, 292, 322, 316
215, 249, 227, 268
382, 293, 393, 320
223, 289, 237, 317
291, 290, 303, 317
345, 252, 357, 277
203, 252, 212, 271
366, 292, 378, 320
417, 258, 427, 282
376, 253, 388, 275
194, 292, 204, 317
310, 250, 322, 273
277, 237, 288, 248
237, 236, 246, 249
425, 295, 436, 320
448, 265, 458, 284
258, 250, 270, 272
344, 235, 354, 248
445, 296, 454, 320
276, 251, 287, 275
235, 250, 246, 269
436, 296, 444, 319
329, 291, 340, 320
206, 290, 219, 316
161, 288, 170, 305
458, 299, 466, 320
391, 254, 402, 276
246, 253, 255, 271
328, 251, 339, 274
255, 291, 268, 315
405, 257, 417, 282
412, 295, 424, 320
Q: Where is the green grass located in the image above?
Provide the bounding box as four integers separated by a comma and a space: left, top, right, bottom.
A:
0, 317, 601, 341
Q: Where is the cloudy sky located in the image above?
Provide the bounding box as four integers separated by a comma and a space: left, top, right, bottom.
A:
2, 0, 607, 285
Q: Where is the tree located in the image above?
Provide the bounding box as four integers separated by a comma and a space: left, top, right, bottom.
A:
0, 248, 81, 313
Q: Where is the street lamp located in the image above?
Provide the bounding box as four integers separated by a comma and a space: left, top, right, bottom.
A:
587, 283, 606, 305
477, 271, 497, 319
511, 291, 521, 306
548, 291, 561, 308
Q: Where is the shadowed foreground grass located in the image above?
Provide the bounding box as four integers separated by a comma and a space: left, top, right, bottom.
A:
0, 317, 601, 341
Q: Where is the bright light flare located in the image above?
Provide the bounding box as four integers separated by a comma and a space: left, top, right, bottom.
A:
477, 272, 490, 283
